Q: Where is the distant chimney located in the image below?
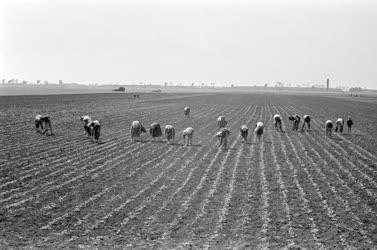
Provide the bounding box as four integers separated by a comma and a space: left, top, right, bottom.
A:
326, 78, 330, 90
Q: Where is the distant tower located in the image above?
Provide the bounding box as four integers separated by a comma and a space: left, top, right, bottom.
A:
59, 80, 63, 85
326, 78, 330, 90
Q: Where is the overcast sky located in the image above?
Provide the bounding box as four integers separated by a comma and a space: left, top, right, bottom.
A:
1, 0, 377, 89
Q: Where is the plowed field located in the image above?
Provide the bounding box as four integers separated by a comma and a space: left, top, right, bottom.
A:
0, 92, 376, 248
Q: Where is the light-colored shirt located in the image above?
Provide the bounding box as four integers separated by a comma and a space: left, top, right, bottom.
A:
132, 121, 141, 127
82, 115, 91, 121
217, 116, 225, 122
273, 114, 281, 121
92, 120, 100, 126
183, 127, 194, 135
165, 125, 174, 130
150, 122, 159, 128
241, 125, 248, 131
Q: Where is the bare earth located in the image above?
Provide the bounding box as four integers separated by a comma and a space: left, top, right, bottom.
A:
0, 92, 376, 249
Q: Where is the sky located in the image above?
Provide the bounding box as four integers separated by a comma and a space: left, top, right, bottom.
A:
1, 0, 377, 89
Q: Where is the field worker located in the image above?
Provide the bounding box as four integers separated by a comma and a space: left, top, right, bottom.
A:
217, 116, 228, 128
335, 118, 344, 133
347, 116, 353, 133
240, 125, 249, 143
130, 120, 147, 142
184, 107, 190, 117
35, 114, 53, 135
164, 125, 175, 144
183, 127, 194, 146
80, 115, 92, 137
215, 127, 231, 149
254, 122, 264, 142
88, 120, 101, 142
294, 115, 301, 131
288, 115, 300, 131
302, 115, 311, 131
150, 122, 163, 141
273, 114, 282, 132
325, 120, 333, 136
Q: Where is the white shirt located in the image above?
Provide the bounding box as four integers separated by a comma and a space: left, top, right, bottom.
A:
132, 121, 141, 127
92, 120, 100, 126
150, 122, 159, 128
241, 125, 248, 131
217, 116, 225, 122
183, 127, 194, 135
35, 114, 42, 121
165, 125, 174, 130
273, 114, 281, 121
255, 122, 264, 132
336, 118, 344, 124
82, 115, 91, 121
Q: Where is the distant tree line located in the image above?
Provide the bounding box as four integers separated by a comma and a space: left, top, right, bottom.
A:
113, 86, 125, 92
349, 87, 362, 92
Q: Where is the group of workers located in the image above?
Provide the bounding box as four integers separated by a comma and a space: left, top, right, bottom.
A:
129, 107, 194, 146
34, 106, 354, 147
325, 117, 353, 137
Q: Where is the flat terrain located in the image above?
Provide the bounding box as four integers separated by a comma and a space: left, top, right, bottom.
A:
0, 92, 376, 248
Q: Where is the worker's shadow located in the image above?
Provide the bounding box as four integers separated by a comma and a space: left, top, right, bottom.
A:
245, 141, 271, 144
281, 131, 296, 135
329, 136, 343, 142
179, 144, 201, 147
101, 138, 117, 143
343, 133, 362, 137
150, 140, 167, 144
304, 129, 320, 133
223, 147, 237, 151
133, 139, 149, 143
246, 142, 262, 145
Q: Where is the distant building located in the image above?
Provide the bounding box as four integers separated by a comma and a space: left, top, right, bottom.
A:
326, 78, 330, 90
59, 80, 63, 85
2, 79, 5, 84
